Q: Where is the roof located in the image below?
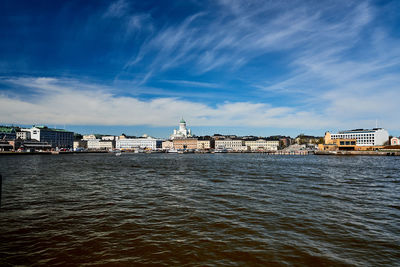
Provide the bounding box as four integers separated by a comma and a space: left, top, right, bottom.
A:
34, 126, 72, 133
180, 117, 186, 123
0, 126, 17, 133
338, 128, 385, 134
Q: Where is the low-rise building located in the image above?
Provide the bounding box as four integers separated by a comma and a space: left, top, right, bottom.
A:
73, 140, 87, 150
82, 134, 97, 140
173, 138, 198, 150
215, 139, 247, 151
0, 141, 13, 151
245, 139, 279, 151
197, 138, 215, 150
116, 137, 162, 150
330, 128, 389, 146
162, 140, 174, 150
87, 139, 114, 150
319, 129, 389, 151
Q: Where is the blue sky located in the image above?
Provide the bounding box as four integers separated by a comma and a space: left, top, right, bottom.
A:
1, 0, 400, 138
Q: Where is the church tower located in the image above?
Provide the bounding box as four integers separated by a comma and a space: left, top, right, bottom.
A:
179, 117, 186, 132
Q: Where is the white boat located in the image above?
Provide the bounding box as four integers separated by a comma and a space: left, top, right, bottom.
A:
115, 152, 122, 156
167, 149, 178, 153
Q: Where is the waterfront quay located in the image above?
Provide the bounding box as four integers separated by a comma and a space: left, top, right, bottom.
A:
1, 120, 400, 156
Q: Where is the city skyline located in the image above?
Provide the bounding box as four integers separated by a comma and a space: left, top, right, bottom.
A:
1, 0, 400, 137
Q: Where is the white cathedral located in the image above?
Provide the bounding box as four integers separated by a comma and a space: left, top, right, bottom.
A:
170, 118, 193, 139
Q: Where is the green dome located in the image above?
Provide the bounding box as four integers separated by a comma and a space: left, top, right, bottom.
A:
180, 118, 186, 123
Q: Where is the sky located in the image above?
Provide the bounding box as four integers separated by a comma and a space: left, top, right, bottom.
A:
1, 0, 400, 138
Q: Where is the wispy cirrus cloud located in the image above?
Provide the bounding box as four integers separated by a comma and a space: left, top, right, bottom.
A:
162, 80, 220, 88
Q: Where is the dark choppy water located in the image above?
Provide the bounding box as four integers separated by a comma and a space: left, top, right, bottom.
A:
0, 153, 399, 266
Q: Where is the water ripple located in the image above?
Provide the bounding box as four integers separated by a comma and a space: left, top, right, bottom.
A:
1, 154, 399, 266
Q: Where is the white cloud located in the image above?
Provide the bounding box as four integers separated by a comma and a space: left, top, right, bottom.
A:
0, 77, 333, 129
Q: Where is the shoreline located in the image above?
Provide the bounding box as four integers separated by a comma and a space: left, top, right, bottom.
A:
1, 150, 399, 156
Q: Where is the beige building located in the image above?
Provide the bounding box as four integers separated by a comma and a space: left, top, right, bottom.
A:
87, 139, 114, 150
162, 140, 174, 150
215, 139, 248, 151
83, 134, 97, 141
173, 138, 198, 150
197, 139, 214, 150
245, 139, 279, 151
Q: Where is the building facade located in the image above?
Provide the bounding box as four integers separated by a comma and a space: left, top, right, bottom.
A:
197, 139, 214, 150
25, 126, 74, 148
330, 128, 389, 146
16, 130, 31, 140
162, 140, 174, 150
173, 138, 198, 150
116, 137, 162, 150
215, 139, 248, 151
245, 139, 279, 151
87, 139, 114, 150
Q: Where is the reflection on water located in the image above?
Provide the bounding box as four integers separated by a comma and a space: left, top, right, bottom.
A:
0, 154, 399, 266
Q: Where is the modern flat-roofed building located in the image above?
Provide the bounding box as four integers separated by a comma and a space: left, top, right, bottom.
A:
116, 137, 162, 150
330, 128, 389, 146
25, 126, 74, 148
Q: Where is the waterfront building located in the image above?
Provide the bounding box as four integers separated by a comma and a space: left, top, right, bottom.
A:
197, 138, 215, 150
170, 118, 193, 140
391, 137, 400, 146
330, 128, 389, 146
25, 126, 74, 148
20, 140, 52, 152
215, 139, 248, 151
0, 140, 13, 151
173, 138, 198, 150
245, 139, 279, 151
73, 140, 87, 150
116, 136, 162, 150
162, 140, 174, 150
87, 139, 114, 150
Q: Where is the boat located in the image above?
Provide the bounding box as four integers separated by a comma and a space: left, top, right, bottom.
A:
167, 149, 178, 153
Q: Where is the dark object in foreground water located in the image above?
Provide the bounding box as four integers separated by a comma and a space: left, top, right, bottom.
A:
0, 174, 2, 208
